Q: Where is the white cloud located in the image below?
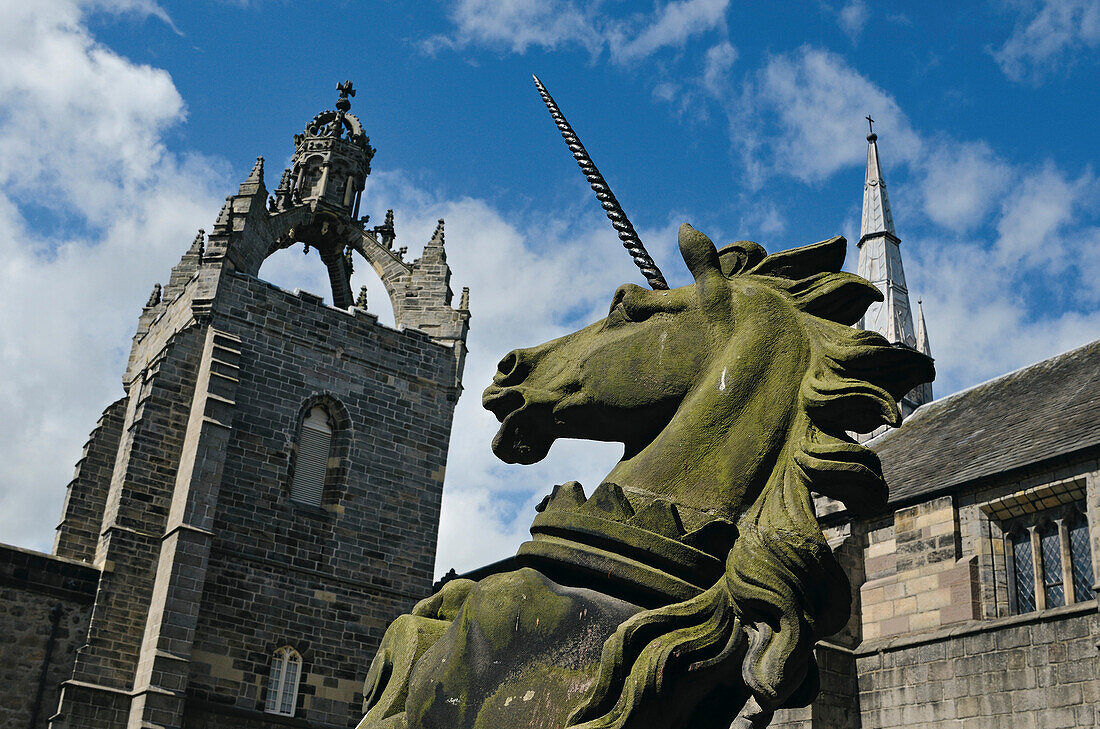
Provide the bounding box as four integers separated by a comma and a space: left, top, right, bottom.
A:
993, 163, 1092, 269
0, 0, 224, 551
425, 0, 729, 64
992, 0, 1100, 83
702, 40, 738, 95
739, 47, 921, 184
422, 0, 602, 56
919, 140, 1013, 231
837, 0, 869, 41
609, 0, 730, 63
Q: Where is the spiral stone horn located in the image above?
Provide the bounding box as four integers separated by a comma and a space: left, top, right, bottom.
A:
533, 75, 669, 290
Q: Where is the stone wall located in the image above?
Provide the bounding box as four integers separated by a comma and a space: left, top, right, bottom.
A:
0, 544, 98, 729
861, 496, 981, 639
856, 603, 1099, 728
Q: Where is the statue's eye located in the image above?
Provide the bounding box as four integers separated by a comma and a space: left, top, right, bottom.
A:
607, 285, 657, 326
608, 288, 629, 317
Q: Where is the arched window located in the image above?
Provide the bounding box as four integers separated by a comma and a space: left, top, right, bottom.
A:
264, 646, 302, 716
290, 406, 333, 507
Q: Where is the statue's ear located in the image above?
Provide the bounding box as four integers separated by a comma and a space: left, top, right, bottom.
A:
679, 223, 722, 283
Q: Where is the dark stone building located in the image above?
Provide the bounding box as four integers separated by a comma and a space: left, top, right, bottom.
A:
0, 83, 469, 729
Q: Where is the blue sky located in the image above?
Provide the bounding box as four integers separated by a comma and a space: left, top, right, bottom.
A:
1, 0, 1098, 573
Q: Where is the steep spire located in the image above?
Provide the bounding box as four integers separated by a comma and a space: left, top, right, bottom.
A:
855, 124, 930, 420
860, 124, 896, 242
856, 126, 917, 349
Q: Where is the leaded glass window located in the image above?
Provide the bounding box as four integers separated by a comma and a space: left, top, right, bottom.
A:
1038, 521, 1064, 608
1010, 529, 1036, 614
265, 646, 302, 716
1068, 514, 1095, 603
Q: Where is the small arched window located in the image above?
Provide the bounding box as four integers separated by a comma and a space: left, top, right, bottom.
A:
264, 646, 302, 716
290, 406, 333, 507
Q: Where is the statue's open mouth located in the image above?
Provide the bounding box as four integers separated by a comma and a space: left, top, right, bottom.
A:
483, 386, 555, 464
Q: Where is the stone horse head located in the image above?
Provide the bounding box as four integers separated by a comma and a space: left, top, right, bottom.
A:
360, 224, 933, 729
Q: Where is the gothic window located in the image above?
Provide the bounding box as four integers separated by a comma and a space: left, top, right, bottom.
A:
264, 646, 302, 716
1001, 501, 1094, 615
290, 405, 333, 507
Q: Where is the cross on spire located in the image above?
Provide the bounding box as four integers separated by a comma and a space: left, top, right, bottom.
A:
336, 80, 355, 112
865, 115, 875, 134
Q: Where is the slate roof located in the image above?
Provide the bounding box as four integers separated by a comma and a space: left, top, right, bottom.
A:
869, 339, 1100, 505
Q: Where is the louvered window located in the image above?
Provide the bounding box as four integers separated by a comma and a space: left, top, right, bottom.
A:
290, 406, 332, 507
264, 646, 302, 716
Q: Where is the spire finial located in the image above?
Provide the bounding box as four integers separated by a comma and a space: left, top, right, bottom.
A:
356, 285, 368, 309
865, 114, 876, 141
336, 80, 355, 112
532, 75, 669, 290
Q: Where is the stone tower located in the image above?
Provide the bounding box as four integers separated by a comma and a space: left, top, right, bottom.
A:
855, 123, 932, 418
47, 83, 469, 729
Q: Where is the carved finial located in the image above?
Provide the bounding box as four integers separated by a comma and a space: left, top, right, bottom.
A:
459, 286, 470, 311
244, 156, 264, 184
532, 75, 669, 290
356, 285, 369, 309
189, 229, 205, 261
146, 283, 162, 308
374, 209, 395, 249
336, 80, 355, 112
430, 218, 445, 246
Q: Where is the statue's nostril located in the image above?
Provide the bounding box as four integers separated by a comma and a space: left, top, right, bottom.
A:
494, 350, 530, 385
497, 352, 518, 377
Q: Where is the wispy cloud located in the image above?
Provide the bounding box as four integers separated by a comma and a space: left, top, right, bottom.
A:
421, 0, 603, 56
991, 0, 1100, 83
735, 47, 920, 185
837, 0, 869, 42
608, 0, 729, 63
0, 0, 223, 550
422, 0, 730, 64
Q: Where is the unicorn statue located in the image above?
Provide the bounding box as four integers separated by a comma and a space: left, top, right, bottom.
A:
356, 78, 933, 729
